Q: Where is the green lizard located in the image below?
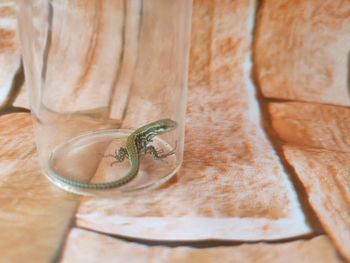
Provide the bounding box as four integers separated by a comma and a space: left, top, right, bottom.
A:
51, 119, 178, 190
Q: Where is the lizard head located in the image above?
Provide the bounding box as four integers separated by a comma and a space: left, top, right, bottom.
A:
136, 119, 178, 138
154, 118, 178, 134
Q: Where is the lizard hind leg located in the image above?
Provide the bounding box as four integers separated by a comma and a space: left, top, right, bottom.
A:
103, 147, 128, 167
145, 144, 176, 161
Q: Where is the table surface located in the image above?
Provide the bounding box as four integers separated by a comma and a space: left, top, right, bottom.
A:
1, 0, 349, 262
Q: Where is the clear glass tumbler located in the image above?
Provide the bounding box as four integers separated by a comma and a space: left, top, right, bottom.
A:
17, 0, 192, 196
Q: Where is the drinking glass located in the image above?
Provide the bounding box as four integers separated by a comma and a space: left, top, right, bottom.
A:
17, 0, 192, 196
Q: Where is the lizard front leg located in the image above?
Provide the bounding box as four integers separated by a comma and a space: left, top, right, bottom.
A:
145, 144, 176, 160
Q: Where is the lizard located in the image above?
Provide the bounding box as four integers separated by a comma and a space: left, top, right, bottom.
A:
51, 118, 178, 190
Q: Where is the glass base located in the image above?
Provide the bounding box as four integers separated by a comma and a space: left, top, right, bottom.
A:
45, 129, 179, 196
